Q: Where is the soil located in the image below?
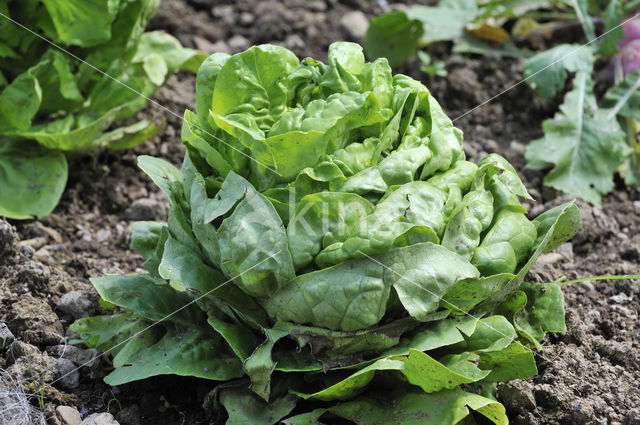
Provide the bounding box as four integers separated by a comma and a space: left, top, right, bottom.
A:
1, 1, 639, 424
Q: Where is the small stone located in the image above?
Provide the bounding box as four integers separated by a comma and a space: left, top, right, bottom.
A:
6, 341, 40, 365
228, 35, 250, 53
0, 321, 15, 348
536, 252, 564, 266
20, 244, 35, 259
282, 34, 305, 50
340, 11, 369, 40
7, 353, 56, 383
556, 242, 574, 261
239, 12, 254, 26
610, 293, 633, 303
7, 295, 64, 346
55, 358, 80, 390
0, 218, 16, 263
96, 229, 112, 243
124, 198, 163, 221
56, 406, 82, 425
115, 405, 141, 425
596, 417, 608, 425
80, 413, 120, 425
193, 35, 215, 54
57, 291, 93, 319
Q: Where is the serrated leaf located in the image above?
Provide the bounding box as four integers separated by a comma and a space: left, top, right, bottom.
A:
524, 44, 594, 98
525, 71, 629, 205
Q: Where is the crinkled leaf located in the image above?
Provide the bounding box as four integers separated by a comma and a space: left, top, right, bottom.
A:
40, 0, 120, 47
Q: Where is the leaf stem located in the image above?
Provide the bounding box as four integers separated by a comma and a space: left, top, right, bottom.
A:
558, 275, 640, 286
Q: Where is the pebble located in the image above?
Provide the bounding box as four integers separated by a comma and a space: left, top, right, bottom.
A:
7, 353, 57, 382
228, 35, 250, 53
80, 413, 120, 425
0, 219, 15, 260
340, 11, 369, 40
535, 252, 564, 266
610, 293, 633, 304
55, 358, 80, 390
96, 229, 112, 243
0, 321, 15, 348
56, 406, 83, 425
115, 405, 141, 425
57, 291, 93, 319
6, 341, 40, 365
124, 198, 163, 221
239, 12, 254, 26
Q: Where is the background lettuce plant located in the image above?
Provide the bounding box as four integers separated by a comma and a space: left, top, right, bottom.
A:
72, 42, 581, 424
0, 0, 204, 219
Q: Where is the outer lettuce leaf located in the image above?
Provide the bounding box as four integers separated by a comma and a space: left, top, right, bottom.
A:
0, 140, 67, 219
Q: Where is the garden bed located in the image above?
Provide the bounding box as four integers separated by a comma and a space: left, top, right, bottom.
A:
0, 1, 638, 424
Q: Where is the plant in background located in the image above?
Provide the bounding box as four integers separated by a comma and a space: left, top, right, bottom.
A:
417, 51, 448, 79
524, 1, 640, 205
364, 0, 552, 69
71, 42, 580, 424
0, 0, 204, 219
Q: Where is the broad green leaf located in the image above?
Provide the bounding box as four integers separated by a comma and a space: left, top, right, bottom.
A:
364, 11, 424, 68
40, 0, 120, 47
524, 44, 594, 98
90, 274, 203, 326
158, 235, 226, 292
104, 326, 243, 386
601, 71, 640, 121
398, 349, 489, 393
195, 53, 230, 132
219, 387, 298, 425
328, 389, 507, 425
384, 243, 479, 320
264, 257, 388, 331
0, 140, 67, 219
525, 72, 629, 205
442, 274, 514, 313
295, 358, 405, 401
477, 341, 537, 382
130, 221, 164, 260
599, 0, 624, 56
137, 155, 183, 202
407, 1, 480, 44
211, 44, 299, 137
70, 313, 147, 354
217, 180, 295, 298
0, 70, 41, 132
516, 281, 566, 343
